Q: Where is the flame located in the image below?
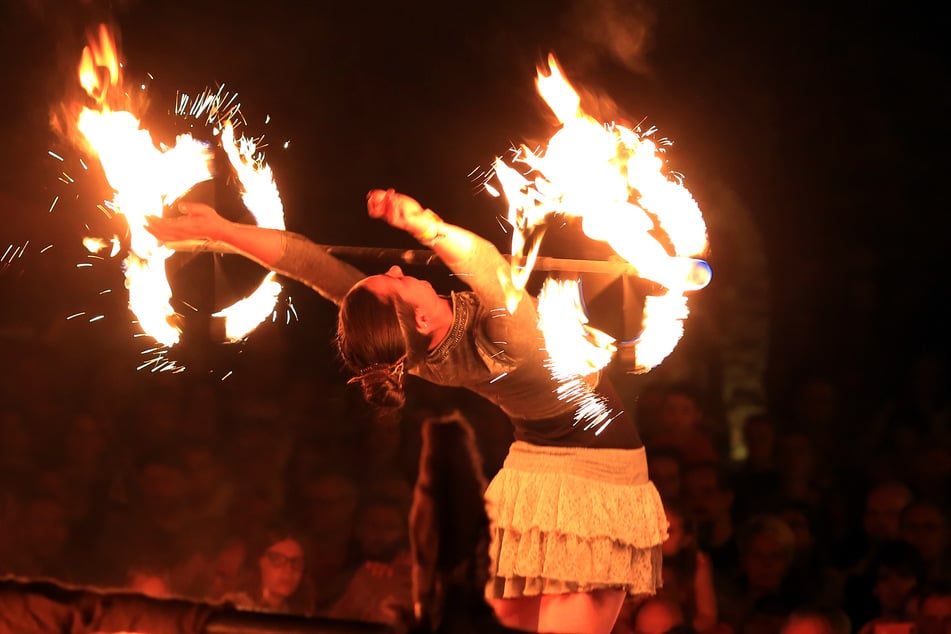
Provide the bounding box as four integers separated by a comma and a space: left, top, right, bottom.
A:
536, 278, 616, 376
78, 24, 120, 102
492, 54, 711, 382
73, 25, 285, 353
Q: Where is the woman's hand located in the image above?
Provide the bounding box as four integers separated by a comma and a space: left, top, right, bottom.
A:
366, 188, 440, 243
145, 201, 230, 244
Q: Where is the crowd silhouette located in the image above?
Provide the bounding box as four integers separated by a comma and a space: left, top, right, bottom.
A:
1, 317, 950, 634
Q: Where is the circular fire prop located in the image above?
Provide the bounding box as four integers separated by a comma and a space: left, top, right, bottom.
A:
72, 25, 285, 363
488, 55, 712, 426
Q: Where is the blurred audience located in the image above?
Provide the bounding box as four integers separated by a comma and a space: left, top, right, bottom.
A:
1, 323, 950, 634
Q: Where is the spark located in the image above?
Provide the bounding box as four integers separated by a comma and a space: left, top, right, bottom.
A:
48, 196, 59, 213
66, 312, 86, 320
488, 54, 711, 429
220, 371, 233, 381
89, 315, 105, 322
489, 372, 509, 384
40, 245, 54, 253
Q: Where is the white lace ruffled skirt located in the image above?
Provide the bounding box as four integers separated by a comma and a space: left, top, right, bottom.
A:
485, 441, 668, 599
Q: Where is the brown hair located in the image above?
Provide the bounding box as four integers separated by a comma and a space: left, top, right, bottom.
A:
337, 284, 408, 409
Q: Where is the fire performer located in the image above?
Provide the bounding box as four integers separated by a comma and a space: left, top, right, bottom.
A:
146, 189, 667, 634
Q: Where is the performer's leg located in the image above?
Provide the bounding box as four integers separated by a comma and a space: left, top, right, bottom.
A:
489, 595, 541, 631
537, 589, 626, 634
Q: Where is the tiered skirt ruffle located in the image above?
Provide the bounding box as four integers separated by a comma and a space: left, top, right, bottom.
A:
485, 442, 668, 599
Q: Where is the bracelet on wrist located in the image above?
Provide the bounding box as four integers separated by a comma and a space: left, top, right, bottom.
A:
416, 211, 446, 247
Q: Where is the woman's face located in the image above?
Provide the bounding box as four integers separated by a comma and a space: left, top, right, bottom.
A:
361, 266, 440, 310
259, 537, 304, 603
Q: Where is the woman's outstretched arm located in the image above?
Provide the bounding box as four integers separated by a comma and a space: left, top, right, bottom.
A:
365, 189, 519, 308
366, 189, 539, 353
146, 201, 365, 305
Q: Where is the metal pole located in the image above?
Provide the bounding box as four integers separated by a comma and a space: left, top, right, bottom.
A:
166, 240, 639, 276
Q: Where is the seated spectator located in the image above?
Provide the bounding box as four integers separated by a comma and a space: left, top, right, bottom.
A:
718, 515, 800, 632
682, 461, 740, 582
223, 522, 315, 616
913, 581, 951, 634
775, 498, 845, 607
205, 535, 248, 601
648, 446, 685, 503
854, 540, 926, 634
837, 479, 914, 575
899, 501, 950, 584
647, 381, 720, 465
292, 470, 361, 612
328, 480, 414, 624
658, 498, 718, 633
732, 413, 782, 518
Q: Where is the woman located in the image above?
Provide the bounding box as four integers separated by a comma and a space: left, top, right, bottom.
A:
223, 523, 315, 615
147, 189, 667, 634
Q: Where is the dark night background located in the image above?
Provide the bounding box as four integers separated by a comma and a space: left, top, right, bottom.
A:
1, 0, 950, 415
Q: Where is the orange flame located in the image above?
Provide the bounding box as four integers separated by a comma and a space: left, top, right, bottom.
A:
78, 24, 120, 103
491, 54, 711, 381
73, 25, 285, 354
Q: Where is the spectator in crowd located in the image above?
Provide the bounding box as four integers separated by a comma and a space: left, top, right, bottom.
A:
658, 497, 718, 633
682, 461, 740, 581
648, 446, 685, 503
224, 522, 315, 615
850, 540, 925, 634
328, 482, 414, 624
837, 480, 915, 575
913, 581, 951, 634
647, 381, 720, 465
719, 514, 800, 632
899, 501, 950, 584
775, 498, 845, 607
292, 470, 362, 612
732, 412, 781, 518
205, 535, 249, 602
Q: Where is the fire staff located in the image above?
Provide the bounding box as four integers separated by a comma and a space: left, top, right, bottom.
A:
145, 189, 667, 634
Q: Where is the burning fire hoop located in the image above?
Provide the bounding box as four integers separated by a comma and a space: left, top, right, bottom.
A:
489, 55, 711, 375
69, 25, 285, 369
483, 55, 712, 428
